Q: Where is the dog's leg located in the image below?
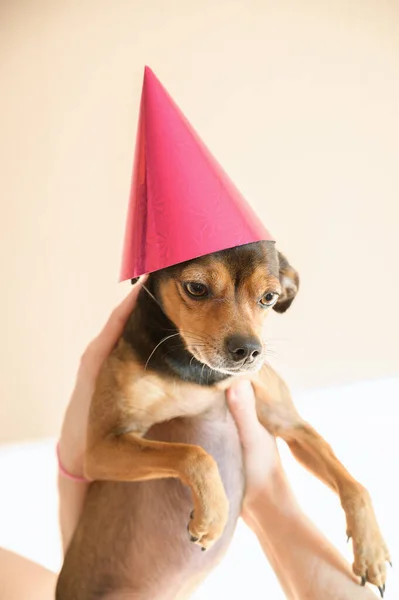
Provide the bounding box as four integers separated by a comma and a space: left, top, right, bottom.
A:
252, 367, 390, 591
84, 434, 229, 550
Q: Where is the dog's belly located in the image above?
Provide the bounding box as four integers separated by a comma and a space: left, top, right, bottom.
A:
57, 405, 245, 600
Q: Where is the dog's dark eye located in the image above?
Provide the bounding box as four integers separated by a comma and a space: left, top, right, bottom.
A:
259, 292, 279, 307
184, 282, 209, 298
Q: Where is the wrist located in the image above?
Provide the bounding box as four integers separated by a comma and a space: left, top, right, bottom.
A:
58, 434, 86, 479
242, 467, 300, 527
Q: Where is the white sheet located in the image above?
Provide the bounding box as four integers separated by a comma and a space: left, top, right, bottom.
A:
0, 377, 398, 598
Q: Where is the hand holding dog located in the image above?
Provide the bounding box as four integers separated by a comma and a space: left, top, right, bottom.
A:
226, 380, 280, 515
58, 279, 147, 479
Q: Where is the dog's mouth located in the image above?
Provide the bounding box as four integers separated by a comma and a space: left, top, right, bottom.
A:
189, 345, 264, 376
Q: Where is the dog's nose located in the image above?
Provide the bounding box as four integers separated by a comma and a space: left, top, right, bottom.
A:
226, 335, 262, 363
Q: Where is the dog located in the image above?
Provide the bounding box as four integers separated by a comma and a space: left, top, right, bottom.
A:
56, 240, 389, 599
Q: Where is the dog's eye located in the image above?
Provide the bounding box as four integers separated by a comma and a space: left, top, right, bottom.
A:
259, 292, 279, 307
184, 282, 209, 298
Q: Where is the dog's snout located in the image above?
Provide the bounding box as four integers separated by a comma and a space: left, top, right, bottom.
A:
226, 335, 262, 363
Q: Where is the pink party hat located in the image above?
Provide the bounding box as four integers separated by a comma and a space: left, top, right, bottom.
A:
120, 67, 273, 281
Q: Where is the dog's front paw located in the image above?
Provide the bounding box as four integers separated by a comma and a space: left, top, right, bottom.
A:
344, 487, 390, 596
186, 457, 229, 551
187, 493, 229, 551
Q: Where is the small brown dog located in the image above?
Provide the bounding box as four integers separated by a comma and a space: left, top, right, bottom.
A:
57, 241, 389, 599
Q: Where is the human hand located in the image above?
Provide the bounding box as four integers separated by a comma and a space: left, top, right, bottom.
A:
58, 278, 147, 478
226, 380, 282, 519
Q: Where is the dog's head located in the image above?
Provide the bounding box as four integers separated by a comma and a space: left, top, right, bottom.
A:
145, 241, 299, 376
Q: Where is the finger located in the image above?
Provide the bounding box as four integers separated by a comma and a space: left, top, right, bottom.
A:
227, 380, 261, 448
90, 275, 148, 359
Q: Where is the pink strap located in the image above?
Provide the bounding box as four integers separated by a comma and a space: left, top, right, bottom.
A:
56, 443, 89, 483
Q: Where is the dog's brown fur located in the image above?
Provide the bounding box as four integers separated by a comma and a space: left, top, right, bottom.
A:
57, 241, 389, 599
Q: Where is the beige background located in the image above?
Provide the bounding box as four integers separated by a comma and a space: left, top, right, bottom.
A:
1, 0, 398, 443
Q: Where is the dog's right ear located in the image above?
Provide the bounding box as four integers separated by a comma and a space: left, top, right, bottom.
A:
273, 251, 300, 314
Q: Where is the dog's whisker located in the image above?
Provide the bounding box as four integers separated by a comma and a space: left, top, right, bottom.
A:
200, 362, 206, 385
145, 333, 181, 370
265, 349, 279, 357
151, 326, 215, 345
142, 284, 164, 312
161, 345, 187, 357
165, 342, 210, 352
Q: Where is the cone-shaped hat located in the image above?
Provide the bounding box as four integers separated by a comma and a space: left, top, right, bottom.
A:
120, 67, 273, 281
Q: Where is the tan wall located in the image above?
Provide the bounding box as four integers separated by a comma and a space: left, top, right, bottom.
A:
1, 0, 398, 443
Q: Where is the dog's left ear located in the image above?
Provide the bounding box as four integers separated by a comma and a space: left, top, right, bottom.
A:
273, 251, 300, 313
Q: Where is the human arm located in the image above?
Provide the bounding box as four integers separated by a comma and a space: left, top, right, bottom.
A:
227, 381, 379, 599
57, 279, 146, 552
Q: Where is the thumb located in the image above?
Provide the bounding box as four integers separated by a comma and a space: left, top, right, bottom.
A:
227, 380, 261, 448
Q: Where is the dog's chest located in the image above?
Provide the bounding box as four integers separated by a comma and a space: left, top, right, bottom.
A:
123, 370, 226, 430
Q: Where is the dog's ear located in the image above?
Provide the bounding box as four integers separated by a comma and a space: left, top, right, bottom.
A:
273, 251, 299, 313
